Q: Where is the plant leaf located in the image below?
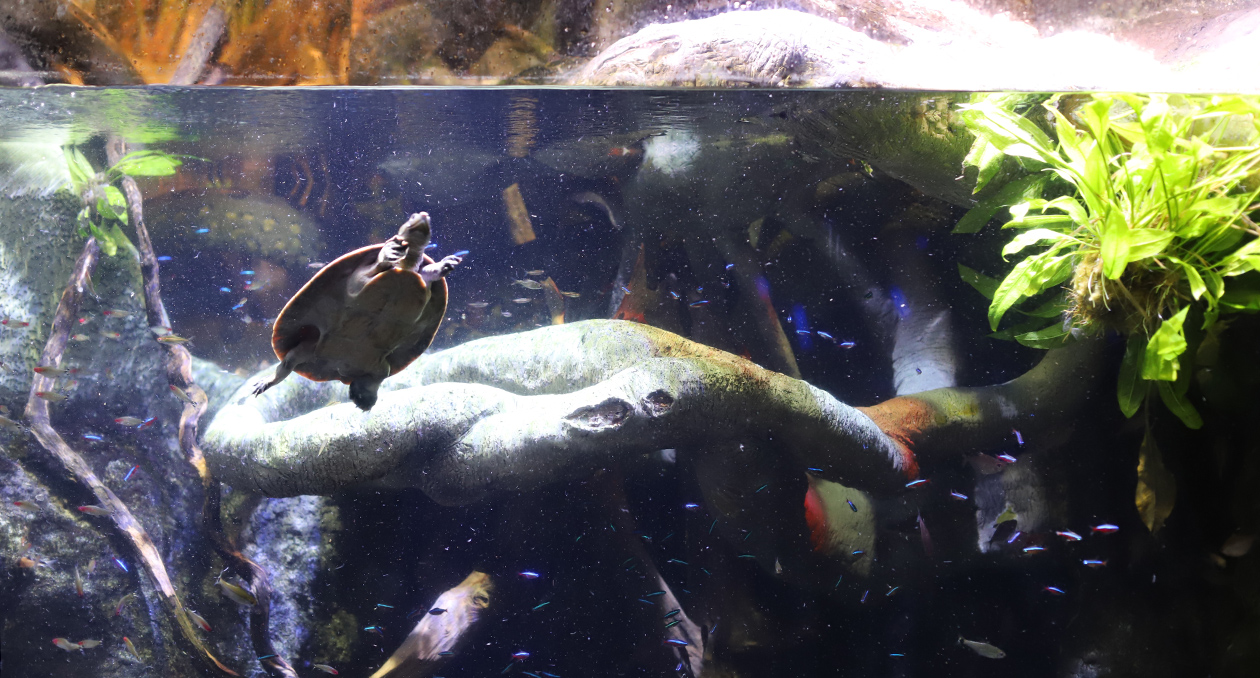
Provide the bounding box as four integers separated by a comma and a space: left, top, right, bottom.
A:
1001, 228, 1070, 259
1135, 427, 1176, 533
104, 185, 128, 225
1142, 306, 1190, 381
1014, 321, 1073, 349
1125, 228, 1175, 262
1157, 380, 1203, 429
988, 248, 1073, 330
1099, 210, 1132, 279
953, 174, 1047, 234
958, 263, 999, 299
1117, 332, 1146, 417
111, 150, 182, 177
89, 222, 118, 257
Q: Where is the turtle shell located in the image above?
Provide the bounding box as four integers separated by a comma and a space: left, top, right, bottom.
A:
271, 244, 448, 384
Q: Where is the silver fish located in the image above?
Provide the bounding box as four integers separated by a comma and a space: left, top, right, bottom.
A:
959, 636, 1005, 659
513, 279, 543, 290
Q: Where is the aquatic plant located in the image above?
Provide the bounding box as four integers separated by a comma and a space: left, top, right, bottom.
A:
956, 94, 1260, 428
63, 146, 183, 256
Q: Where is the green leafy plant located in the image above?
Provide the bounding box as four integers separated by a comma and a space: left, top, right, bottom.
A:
63, 147, 184, 256
956, 94, 1260, 428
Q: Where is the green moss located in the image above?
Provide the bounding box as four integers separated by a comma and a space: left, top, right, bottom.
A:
314, 609, 359, 663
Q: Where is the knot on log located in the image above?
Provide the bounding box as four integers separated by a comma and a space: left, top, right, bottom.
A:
565, 398, 632, 430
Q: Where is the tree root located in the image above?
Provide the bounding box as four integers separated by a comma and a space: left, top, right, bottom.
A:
205, 320, 914, 503
109, 138, 295, 678
24, 236, 238, 676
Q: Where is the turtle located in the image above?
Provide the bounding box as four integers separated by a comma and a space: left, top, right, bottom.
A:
250, 212, 461, 411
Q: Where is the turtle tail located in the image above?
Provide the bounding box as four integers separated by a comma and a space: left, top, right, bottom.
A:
349, 377, 382, 411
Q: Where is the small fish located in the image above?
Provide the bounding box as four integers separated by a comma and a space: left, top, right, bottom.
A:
113, 557, 128, 572
847, 499, 857, 512
531, 601, 550, 610
688, 300, 710, 307
157, 255, 172, 262
77, 639, 101, 649
439, 651, 454, 656
1006, 531, 1022, 544
664, 639, 689, 647
52, 637, 78, 651
1043, 586, 1066, 596
885, 586, 900, 596
512, 298, 532, 304
149, 326, 172, 336
996, 453, 1018, 464
668, 291, 681, 300
115, 592, 136, 616
35, 391, 68, 402
376, 603, 394, 609
514, 279, 543, 290
219, 286, 231, 293
518, 571, 541, 580
115, 416, 143, 426
12, 500, 39, 512
313, 665, 339, 675
838, 341, 856, 349
620, 286, 632, 294
451, 250, 470, 258
363, 625, 384, 636
1082, 559, 1108, 568
501, 311, 512, 318
75, 564, 84, 597
0, 415, 23, 431
665, 619, 681, 629
78, 317, 90, 324
560, 291, 580, 298
124, 465, 139, 482
795, 329, 811, 335
195, 228, 209, 233
123, 636, 142, 662
905, 479, 930, 489
851, 550, 864, 556
170, 385, 197, 404
1091, 524, 1120, 534
81, 433, 103, 442
467, 302, 490, 309
666, 559, 689, 565
724, 263, 735, 270
950, 491, 969, 501
157, 334, 193, 345
70, 333, 90, 342
683, 502, 700, 511
240, 270, 255, 276
232, 298, 247, 311
512, 651, 531, 660
424, 243, 439, 251
139, 417, 157, 429
216, 569, 257, 606
2, 318, 29, 327
428, 608, 447, 615
524, 270, 546, 276
664, 609, 680, 618
78, 505, 111, 517
1013, 429, 1025, 445
816, 331, 834, 341
959, 636, 1006, 659
1056, 530, 1083, 542
33, 366, 76, 377
1022, 546, 1046, 553
102, 309, 130, 319
1222, 533, 1256, 557
100, 331, 121, 340
308, 262, 326, 269
185, 608, 212, 632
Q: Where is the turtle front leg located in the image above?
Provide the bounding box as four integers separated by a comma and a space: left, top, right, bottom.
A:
421, 254, 463, 282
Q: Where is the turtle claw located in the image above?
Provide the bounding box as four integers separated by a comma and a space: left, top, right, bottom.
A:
421, 255, 462, 282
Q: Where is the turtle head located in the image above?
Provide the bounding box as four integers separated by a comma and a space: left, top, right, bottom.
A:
398, 212, 432, 270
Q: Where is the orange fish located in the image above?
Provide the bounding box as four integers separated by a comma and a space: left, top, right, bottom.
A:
77, 505, 111, 517
52, 637, 77, 651
123, 636, 143, 662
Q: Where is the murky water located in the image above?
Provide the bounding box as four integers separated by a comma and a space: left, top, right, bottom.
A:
0, 87, 1255, 678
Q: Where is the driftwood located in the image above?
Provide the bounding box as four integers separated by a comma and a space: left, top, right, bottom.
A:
107, 138, 296, 678
24, 237, 237, 676
369, 571, 493, 678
